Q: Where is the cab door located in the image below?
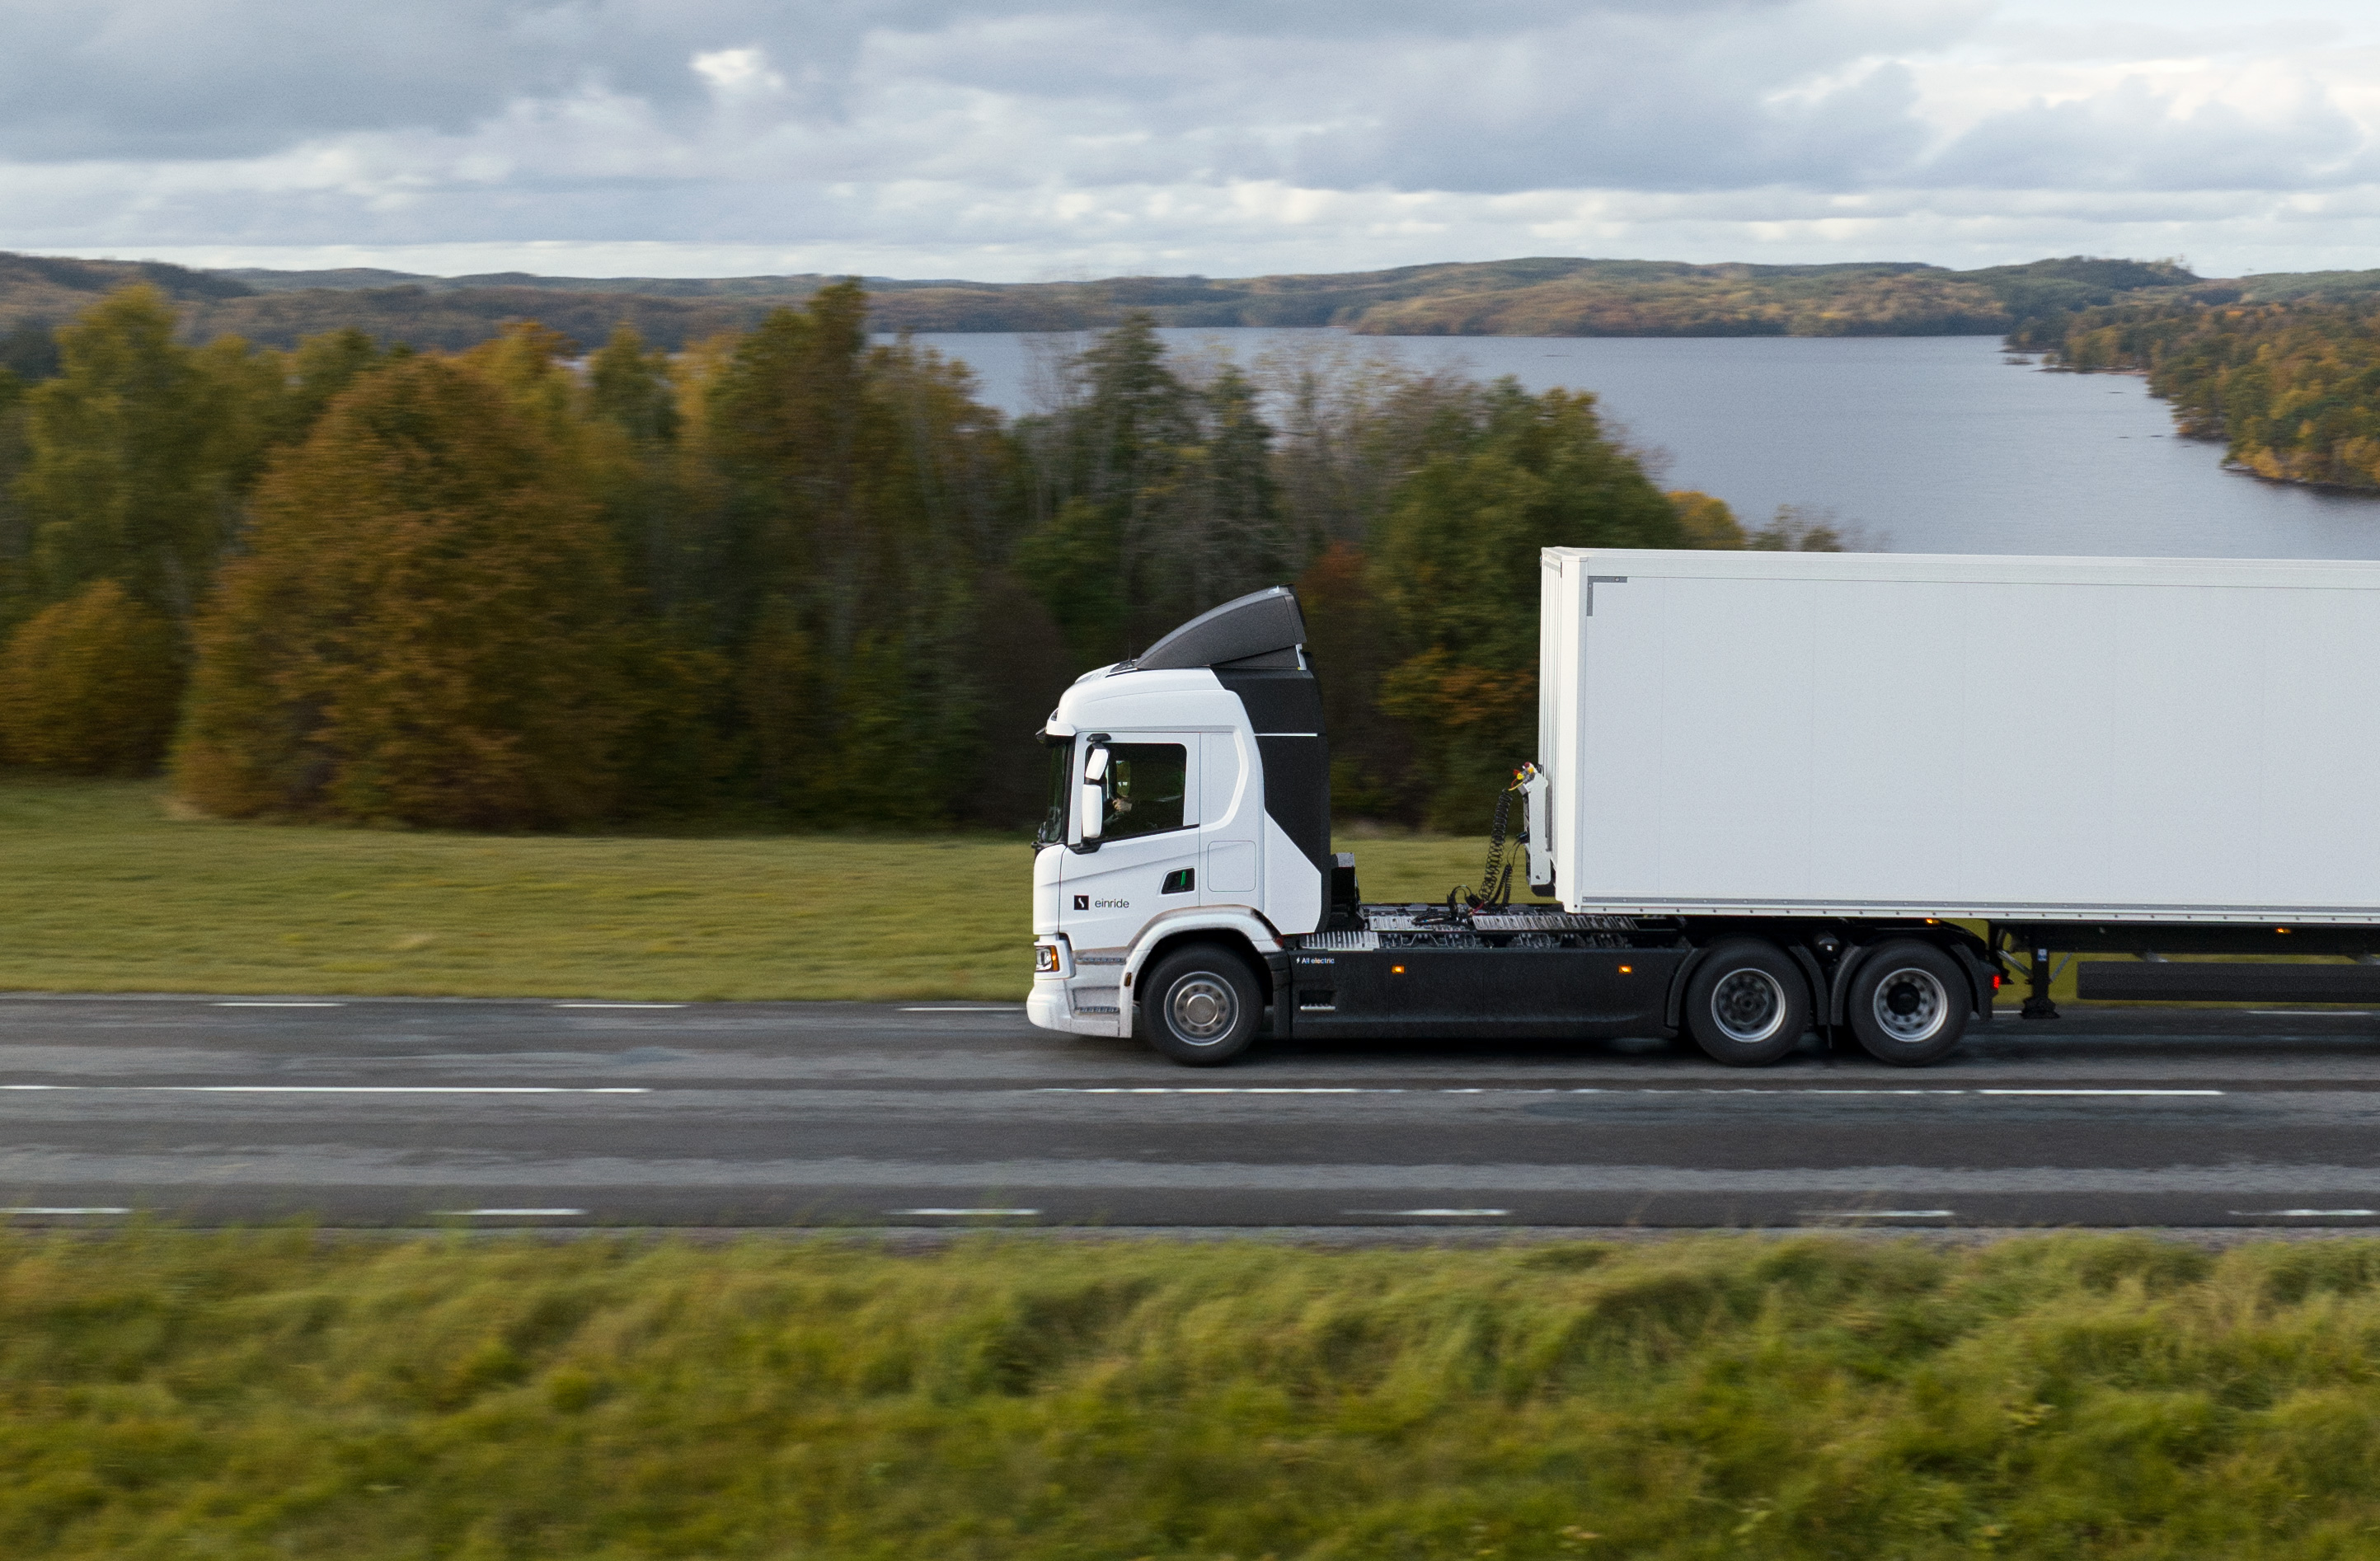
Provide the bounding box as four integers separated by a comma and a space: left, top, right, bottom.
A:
1059, 734, 1204, 963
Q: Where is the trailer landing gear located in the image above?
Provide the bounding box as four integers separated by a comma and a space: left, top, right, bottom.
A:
2021, 940, 2058, 1020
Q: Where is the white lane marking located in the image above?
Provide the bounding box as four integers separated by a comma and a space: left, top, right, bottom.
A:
2, 1207, 132, 1215
432, 1208, 587, 1216
1347, 1208, 1510, 1217
0, 1085, 650, 1095
1978, 1089, 2223, 1096
2232, 1208, 2378, 1217
893, 1207, 1040, 1216
2251, 1010, 2373, 1017
1043, 1086, 1396, 1094
1805, 1210, 1955, 1219
1036, 1086, 2225, 1098
549, 999, 680, 1013
901, 1006, 1022, 1012
213, 1001, 344, 1007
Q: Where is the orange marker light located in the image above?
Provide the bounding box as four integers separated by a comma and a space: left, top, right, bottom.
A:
1392, 965, 1406, 974
1618, 964, 1633, 973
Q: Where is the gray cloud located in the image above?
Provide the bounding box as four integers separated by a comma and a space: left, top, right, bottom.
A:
7, 0, 2380, 275
1927, 77, 2374, 192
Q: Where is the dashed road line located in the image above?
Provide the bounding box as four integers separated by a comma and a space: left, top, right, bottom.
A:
0, 1085, 650, 1095
213, 1001, 343, 1007
1976, 1089, 2223, 1096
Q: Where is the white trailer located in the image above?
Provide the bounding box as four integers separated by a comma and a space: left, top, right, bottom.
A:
1540, 549, 2380, 923
1028, 552, 2380, 1068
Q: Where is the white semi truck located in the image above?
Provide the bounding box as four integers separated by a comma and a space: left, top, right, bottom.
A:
1030, 548, 2380, 1066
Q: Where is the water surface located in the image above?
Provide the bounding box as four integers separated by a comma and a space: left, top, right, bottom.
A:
885, 330, 2380, 560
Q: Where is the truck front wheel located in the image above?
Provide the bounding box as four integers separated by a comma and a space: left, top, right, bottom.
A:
1846, 940, 1969, 1066
1683, 940, 1811, 1066
1138, 943, 1262, 1066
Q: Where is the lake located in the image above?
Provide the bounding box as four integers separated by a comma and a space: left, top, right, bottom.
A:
883, 329, 2380, 560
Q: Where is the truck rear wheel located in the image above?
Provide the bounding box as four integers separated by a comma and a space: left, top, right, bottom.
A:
1847, 940, 1969, 1066
1138, 943, 1262, 1066
1683, 940, 1811, 1066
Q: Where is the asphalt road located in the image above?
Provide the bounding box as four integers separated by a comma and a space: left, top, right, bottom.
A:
7, 994, 2380, 1230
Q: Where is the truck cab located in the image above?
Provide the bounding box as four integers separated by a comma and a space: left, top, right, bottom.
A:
1028, 588, 1328, 1060
1027, 585, 1753, 1065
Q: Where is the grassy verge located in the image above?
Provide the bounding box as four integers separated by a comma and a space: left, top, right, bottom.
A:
10, 1230, 2380, 1558
0, 776, 1507, 1001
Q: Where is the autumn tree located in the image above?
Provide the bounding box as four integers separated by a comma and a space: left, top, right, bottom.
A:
173, 356, 633, 827
1669, 489, 1745, 547
0, 367, 28, 635
0, 580, 180, 773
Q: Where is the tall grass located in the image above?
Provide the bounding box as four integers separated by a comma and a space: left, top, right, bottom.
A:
8, 1231, 2380, 1557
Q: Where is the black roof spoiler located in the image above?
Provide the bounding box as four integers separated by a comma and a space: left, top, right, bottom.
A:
1129, 586, 1307, 673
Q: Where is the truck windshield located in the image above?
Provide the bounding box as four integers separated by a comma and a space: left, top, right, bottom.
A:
1035, 737, 1073, 847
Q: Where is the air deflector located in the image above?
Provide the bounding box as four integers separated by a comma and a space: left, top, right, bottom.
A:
1134, 586, 1307, 671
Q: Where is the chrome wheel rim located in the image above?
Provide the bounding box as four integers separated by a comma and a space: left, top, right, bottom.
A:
1871, 967, 1948, 1044
1168, 975, 1237, 1045
1710, 968, 1787, 1044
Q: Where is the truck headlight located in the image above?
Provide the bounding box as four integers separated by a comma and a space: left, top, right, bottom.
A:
1035, 944, 1060, 973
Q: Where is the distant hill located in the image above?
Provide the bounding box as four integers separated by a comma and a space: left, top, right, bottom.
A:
183, 255, 2224, 343
0, 251, 251, 330
5, 249, 2378, 361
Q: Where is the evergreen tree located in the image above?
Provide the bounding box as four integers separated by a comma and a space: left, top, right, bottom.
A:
701, 284, 1004, 823
16, 287, 236, 621
1373, 380, 1684, 825
1017, 316, 1297, 663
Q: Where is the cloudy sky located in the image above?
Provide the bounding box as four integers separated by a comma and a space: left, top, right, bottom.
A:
11, 0, 2380, 280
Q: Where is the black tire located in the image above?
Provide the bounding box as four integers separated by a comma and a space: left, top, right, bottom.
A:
1846, 940, 1969, 1066
1138, 943, 1263, 1066
1683, 940, 1812, 1066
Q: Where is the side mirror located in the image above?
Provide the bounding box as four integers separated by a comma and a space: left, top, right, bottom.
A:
1078, 746, 1109, 841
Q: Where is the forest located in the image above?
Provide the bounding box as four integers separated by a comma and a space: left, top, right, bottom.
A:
0, 283, 1824, 836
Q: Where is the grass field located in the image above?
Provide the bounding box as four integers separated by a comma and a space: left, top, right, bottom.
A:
0, 776, 1511, 1001
10, 1229, 2380, 1559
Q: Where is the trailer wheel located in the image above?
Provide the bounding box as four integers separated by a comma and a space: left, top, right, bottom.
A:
1138, 943, 1262, 1066
1847, 940, 1969, 1066
1683, 940, 1811, 1066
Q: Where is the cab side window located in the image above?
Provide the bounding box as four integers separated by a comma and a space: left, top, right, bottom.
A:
1100, 743, 1188, 839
